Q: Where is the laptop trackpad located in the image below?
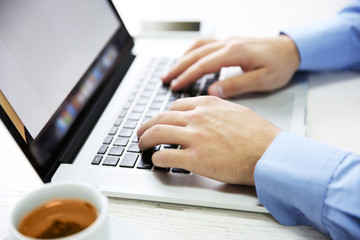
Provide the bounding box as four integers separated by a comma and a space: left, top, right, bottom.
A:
83, 168, 187, 194
230, 91, 294, 131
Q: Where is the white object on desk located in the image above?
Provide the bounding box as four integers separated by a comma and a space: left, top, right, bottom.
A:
132, 20, 214, 38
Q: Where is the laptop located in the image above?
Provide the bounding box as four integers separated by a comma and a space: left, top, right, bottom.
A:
0, 0, 307, 213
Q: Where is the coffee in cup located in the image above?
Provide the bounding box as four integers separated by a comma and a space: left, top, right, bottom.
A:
9, 182, 110, 240
18, 198, 98, 239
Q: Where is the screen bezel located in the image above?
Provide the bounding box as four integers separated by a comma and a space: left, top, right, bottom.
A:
0, 0, 135, 182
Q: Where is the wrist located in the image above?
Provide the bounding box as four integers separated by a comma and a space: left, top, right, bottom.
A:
278, 34, 301, 71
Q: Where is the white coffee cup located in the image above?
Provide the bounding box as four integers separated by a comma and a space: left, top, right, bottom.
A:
8, 182, 110, 240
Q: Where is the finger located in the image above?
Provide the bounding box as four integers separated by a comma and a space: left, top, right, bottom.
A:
169, 96, 214, 111
168, 98, 198, 111
183, 38, 217, 55
152, 149, 190, 170
138, 124, 190, 151
137, 111, 187, 137
170, 47, 233, 91
208, 68, 268, 98
162, 41, 224, 84
163, 41, 223, 83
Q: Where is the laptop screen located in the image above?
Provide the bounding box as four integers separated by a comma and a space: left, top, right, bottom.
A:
0, 0, 133, 180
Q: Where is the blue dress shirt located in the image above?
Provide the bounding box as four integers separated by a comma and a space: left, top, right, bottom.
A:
285, 1, 360, 71
255, 1, 360, 239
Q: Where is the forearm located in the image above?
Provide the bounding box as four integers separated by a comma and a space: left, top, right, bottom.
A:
254, 131, 360, 239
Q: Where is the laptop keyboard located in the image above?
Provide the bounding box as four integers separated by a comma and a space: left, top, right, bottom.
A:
91, 57, 218, 174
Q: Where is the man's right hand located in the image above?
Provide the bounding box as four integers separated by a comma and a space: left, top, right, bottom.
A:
162, 35, 301, 99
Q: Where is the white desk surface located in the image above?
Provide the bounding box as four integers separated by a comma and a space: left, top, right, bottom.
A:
1, 0, 359, 239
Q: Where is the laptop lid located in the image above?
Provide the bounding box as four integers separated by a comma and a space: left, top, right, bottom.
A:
0, 0, 134, 182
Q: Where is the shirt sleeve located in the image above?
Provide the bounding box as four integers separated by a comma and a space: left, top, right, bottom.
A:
254, 131, 360, 240
282, 1, 360, 71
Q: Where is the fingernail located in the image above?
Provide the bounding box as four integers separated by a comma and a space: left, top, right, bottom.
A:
136, 127, 142, 137
209, 84, 224, 98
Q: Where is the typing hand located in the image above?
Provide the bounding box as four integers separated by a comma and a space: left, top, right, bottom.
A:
162, 35, 300, 99
137, 96, 281, 186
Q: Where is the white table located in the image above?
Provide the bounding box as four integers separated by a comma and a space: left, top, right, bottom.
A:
1, 0, 359, 239
0, 126, 328, 239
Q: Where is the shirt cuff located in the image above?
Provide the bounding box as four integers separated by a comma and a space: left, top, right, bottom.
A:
254, 131, 348, 234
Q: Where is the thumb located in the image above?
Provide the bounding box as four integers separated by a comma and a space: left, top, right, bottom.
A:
208, 68, 267, 98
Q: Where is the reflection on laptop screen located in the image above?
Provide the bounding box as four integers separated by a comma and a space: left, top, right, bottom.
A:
0, 0, 133, 177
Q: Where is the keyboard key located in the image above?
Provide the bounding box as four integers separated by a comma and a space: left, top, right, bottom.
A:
183, 93, 191, 98
123, 101, 131, 110
148, 77, 159, 85
142, 148, 155, 161
114, 117, 123, 126
133, 105, 145, 113
119, 110, 127, 118
91, 155, 102, 165
145, 109, 158, 118
154, 166, 170, 172
153, 94, 166, 102
97, 145, 108, 155
150, 102, 162, 110
169, 92, 181, 101
163, 144, 178, 149
108, 146, 125, 156
103, 136, 113, 145
186, 82, 200, 97
119, 129, 133, 138
132, 135, 139, 143
102, 156, 119, 166
124, 120, 137, 129
145, 84, 155, 92
153, 145, 161, 151
120, 153, 139, 168
137, 97, 148, 105
137, 149, 156, 169
201, 73, 219, 95
164, 101, 173, 110
128, 112, 142, 120
172, 168, 190, 174
142, 117, 151, 124
141, 91, 152, 98
147, 78, 158, 85
153, 68, 164, 77
129, 92, 137, 101
113, 137, 129, 147
108, 127, 118, 135
127, 143, 140, 153
157, 85, 168, 95
137, 156, 153, 169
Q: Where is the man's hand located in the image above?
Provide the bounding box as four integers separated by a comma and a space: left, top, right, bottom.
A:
137, 96, 281, 186
162, 35, 300, 98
